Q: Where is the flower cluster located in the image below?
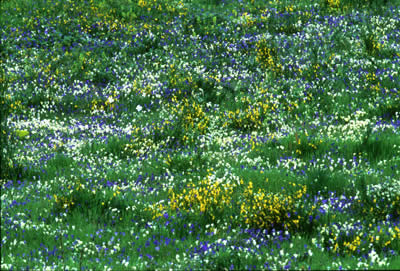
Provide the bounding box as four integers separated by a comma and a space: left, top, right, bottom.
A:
150, 171, 235, 222
2, 0, 400, 270
222, 96, 276, 131
255, 38, 282, 74
170, 96, 209, 135
318, 219, 400, 257
240, 181, 308, 232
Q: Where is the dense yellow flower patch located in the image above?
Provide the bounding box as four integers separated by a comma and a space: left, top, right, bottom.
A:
149, 173, 309, 233
240, 181, 307, 231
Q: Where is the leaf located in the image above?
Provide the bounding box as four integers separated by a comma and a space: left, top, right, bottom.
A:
79, 53, 85, 62
15, 130, 29, 139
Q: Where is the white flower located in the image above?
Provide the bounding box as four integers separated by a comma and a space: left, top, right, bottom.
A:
107, 96, 114, 104
136, 105, 143, 112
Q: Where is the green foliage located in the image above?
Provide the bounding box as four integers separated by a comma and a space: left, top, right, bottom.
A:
51, 183, 137, 228
2, 0, 400, 269
47, 153, 74, 169
306, 167, 332, 197
164, 149, 208, 174
0, 68, 13, 183
105, 136, 132, 159
353, 177, 400, 220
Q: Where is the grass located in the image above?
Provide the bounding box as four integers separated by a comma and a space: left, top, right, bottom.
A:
1, 0, 400, 270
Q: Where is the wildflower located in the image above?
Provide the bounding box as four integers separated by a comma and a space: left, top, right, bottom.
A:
107, 96, 114, 104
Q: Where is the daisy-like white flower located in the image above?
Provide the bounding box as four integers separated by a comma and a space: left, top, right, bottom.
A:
107, 96, 114, 104
136, 105, 143, 112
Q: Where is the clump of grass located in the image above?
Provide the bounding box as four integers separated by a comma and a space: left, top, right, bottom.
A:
52, 180, 136, 227
47, 153, 75, 170
247, 140, 282, 167
305, 167, 349, 197
0, 78, 12, 183
105, 135, 132, 159
321, 0, 387, 14
362, 32, 383, 57
164, 149, 208, 174
343, 128, 399, 166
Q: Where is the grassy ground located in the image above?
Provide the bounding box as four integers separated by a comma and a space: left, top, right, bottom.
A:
1, 0, 400, 269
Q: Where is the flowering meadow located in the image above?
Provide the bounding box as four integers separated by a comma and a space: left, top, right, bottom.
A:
1, 0, 400, 269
